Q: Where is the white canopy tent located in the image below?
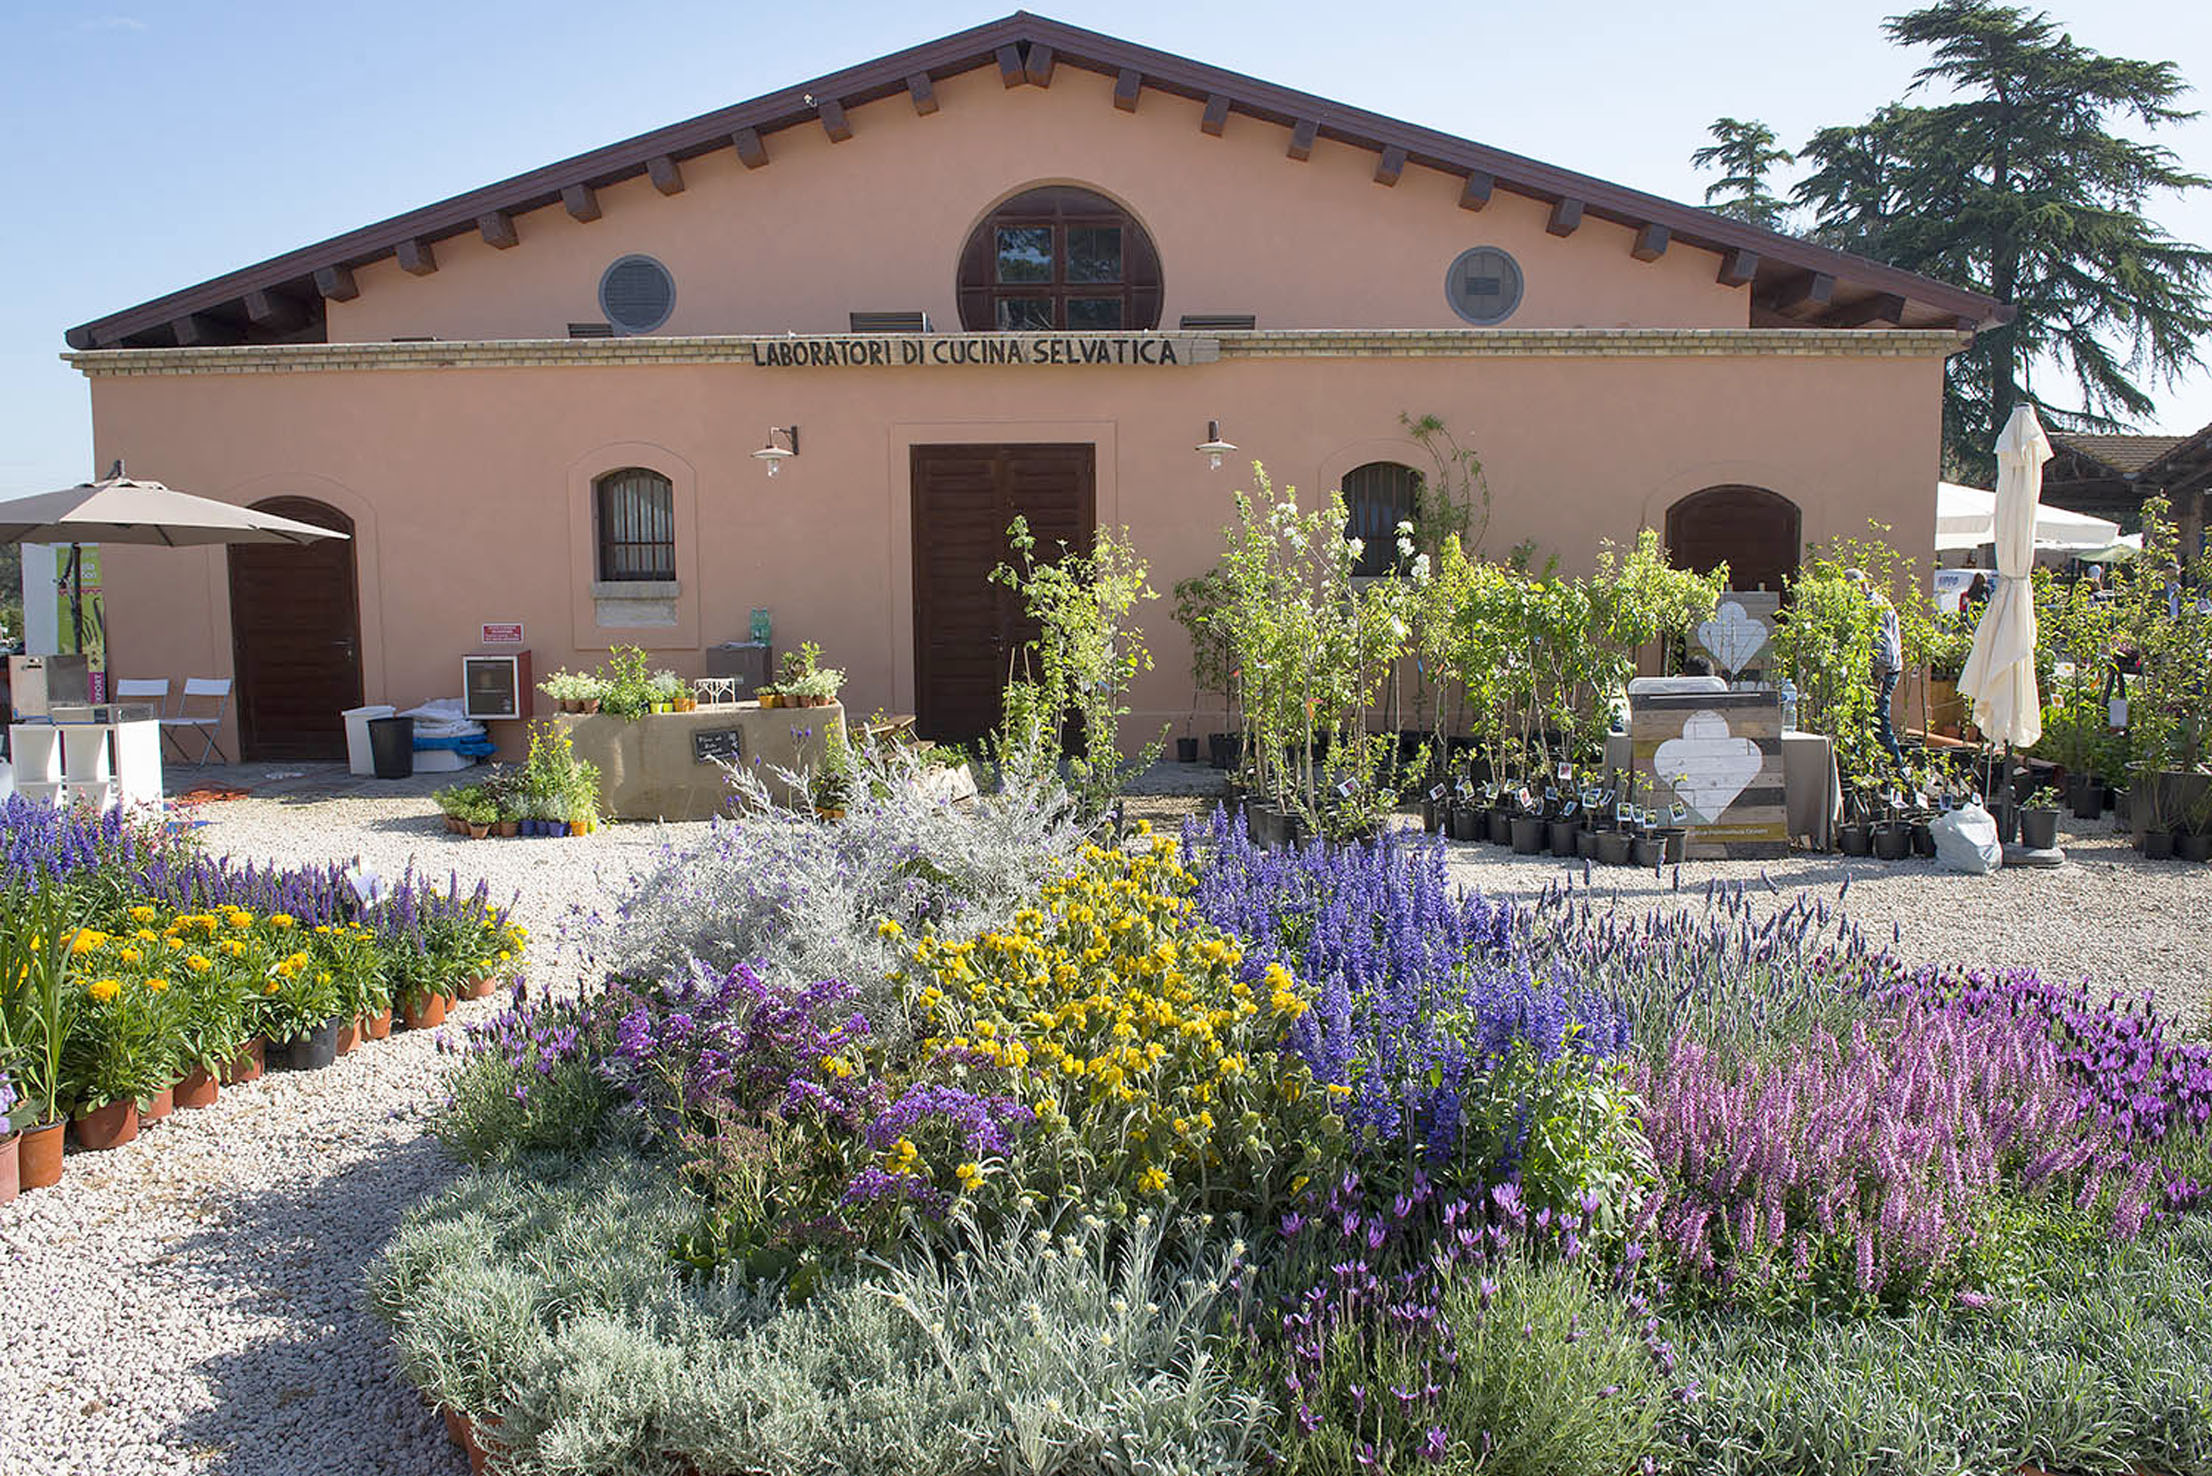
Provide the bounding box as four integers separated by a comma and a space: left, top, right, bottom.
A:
1935, 481, 2122, 554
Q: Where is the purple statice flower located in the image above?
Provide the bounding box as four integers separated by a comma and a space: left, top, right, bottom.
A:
863, 1084, 1033, 1157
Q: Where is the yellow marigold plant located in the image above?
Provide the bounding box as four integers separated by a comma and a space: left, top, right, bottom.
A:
901, 829, 1344, 1220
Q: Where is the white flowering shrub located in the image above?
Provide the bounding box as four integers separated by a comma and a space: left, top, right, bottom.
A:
575, 740, 1087, 1044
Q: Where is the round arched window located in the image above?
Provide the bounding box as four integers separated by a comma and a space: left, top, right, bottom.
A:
1444, 246, 1522, 326
599, 255, 676, 335
1342, 462, 1425, 577
956, 187, 1163, 332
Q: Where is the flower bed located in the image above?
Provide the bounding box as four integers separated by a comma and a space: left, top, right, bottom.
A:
1, 796, 522, 1193
372, 765, 2212, 1476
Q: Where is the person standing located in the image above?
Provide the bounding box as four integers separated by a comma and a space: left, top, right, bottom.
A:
1850, 570, 1907, 773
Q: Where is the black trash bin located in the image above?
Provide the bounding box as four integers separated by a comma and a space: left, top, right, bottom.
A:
367, 716, 416, 779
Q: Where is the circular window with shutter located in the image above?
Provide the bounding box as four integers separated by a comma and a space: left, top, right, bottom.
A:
1444, 246, 1523, 326
599, 255, 676, 334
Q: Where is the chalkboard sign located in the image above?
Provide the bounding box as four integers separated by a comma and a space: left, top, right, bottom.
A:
693, 728, 744, 765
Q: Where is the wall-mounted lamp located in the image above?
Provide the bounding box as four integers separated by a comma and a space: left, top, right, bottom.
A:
752, 425, 800, 477
1195, 420, 1237, 472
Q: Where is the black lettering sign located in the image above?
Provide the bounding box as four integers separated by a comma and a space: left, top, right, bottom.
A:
750, 334, 1206, 367
693, 728, 744, 765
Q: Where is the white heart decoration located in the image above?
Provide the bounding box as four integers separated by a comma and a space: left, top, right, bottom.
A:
1653, 709, 1764, 823
1696, 600, 1770, 677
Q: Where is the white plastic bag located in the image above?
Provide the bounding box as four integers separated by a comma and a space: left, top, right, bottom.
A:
1931, 802, 2002, 874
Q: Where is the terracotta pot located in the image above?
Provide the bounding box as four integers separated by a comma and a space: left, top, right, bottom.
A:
402, 992, 448, 1030
175, 1067, 220, 1110
460, 975, 496, 1001
466, 822, 491, 840
334, 1016, 362, 1055
221, 1036, 266, 1085
0, 1132, 16, 1206
758, 692, 781, 708
18, 1120, 66, 1190
364, 1007, 394, 1040
142, 1084, 176, 1122
74, 1099, 139, 1151
496, 821, 518, 838
580, 698, 600, 715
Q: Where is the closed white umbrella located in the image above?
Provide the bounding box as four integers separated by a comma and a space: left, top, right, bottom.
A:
1957, 406, 2050, 750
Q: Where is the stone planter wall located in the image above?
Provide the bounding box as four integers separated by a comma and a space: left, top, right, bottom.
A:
557, 702, 840, 821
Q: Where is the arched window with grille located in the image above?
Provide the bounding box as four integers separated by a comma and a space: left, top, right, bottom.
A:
595, 468, 675, 582
956, 186, 1164, 332
1341, 462, 1425, 577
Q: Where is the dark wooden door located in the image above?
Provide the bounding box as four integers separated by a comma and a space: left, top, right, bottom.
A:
227, 497, 364, 760
1666, 485, 1803, 595
911, 444, 1095, 745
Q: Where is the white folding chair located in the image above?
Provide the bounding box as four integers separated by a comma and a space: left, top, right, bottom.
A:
162, 677, 233, 765
113, 677, 172, 714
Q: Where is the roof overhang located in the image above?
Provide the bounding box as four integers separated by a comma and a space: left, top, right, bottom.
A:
63, 11, 2012, 351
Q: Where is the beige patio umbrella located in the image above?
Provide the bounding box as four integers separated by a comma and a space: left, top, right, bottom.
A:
1957, 405, 2051, 841
0, 460, 347, 651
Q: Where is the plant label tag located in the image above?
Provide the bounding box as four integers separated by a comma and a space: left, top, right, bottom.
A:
1669, 802, 1689, 825
1615, 802, 1633, 824
1581, 785, 1601, 807
1334, 779, 1358, 800
1482, 781, 1500, 802
1559, 798, 1578, 818
1457, 779, 1476, 800
1544, 785, 1559, 802
1556, 761, 1573, 782
344, 866, 383, 907
1516, 788, 1534, 810
1428, 784, 1448, 803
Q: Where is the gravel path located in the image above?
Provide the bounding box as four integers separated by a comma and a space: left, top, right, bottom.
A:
1, 767, 708, 1476
6, 763, 2206, 1474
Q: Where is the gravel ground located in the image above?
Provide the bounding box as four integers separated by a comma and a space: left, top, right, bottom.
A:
1, 765, 710, 1476
5, 760, 2206, 1475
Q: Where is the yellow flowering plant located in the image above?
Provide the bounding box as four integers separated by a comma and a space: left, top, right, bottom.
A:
901, 829, 1345, 1221
61, 969, 174, 1114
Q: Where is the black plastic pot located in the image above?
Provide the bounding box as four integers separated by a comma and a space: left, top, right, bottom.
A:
1873, 824, 1911, 861
1175, 737, 1200, 764
1548, 819, 1582, 858
2180, 831, 2212, 863
1510, 815, 1547, 855
367, 716, 416, 780
1449, 805, 1482, 843
2069, 778, 2104, 821
2145, 829, 2176, 860
1577, 828, 1603, 860
1911, 820, 1937, 858
2018, 807, 2061, 851
1597, 831, 1635, 866
1207, 733, 1239, 770
1658, 828, 1688, 864
276, 1017, 340, 1072
1837, 823, 1873, 857
1420, 799, 1443, 834
1632, 835, 1667, 869
1487, 810, 1514, 846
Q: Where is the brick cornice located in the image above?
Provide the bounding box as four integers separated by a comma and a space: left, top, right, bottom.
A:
64, 328, 1971, 378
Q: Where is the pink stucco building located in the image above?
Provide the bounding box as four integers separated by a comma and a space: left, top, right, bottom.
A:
64, 13, 2005, 761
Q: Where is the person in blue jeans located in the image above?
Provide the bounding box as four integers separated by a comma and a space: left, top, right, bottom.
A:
1849, 569, 1907, 773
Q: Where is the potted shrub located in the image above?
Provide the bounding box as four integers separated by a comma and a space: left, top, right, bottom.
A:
648, 669, 686, 713
538, 668, 597, 713
777, 642, 846, 708
66, 972, 172, 1151
2, 887, 78, 1190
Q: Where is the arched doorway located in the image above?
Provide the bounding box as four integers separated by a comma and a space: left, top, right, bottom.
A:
1665, 485, 1802, 594
227, 497, 363, 761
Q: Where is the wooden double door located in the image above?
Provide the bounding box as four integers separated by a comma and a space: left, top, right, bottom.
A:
910, 444, 1095, 745
227, 497, 364, 761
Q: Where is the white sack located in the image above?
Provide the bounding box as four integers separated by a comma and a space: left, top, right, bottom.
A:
1931, 802, 2002, 875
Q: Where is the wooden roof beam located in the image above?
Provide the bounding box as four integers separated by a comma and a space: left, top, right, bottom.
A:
314, 265, 358, 302
906, 72, 938, 115
996, 44, 1024, 86
1762, 271, 1836, 314
1113, 67, 1142, 112
562, 184, 601, 222
1025, 43, 1055, 86
1631, 223, 1669, 262
732, 127, 769, 169
1459, 171, 1493, 210
647, 155, 685, 195
818, 98, 852, 143
1373, 145, 1407, 187
477, 210, 518, 249
1718, 249, 1760, 288
1826, 292, 1907, 327
1546, 197, 1584, 237
170, 312, 229, 347
243, 287, 309, 331
1287, 118, 1317, 161
1201, 93, 1230, 136
396, 238, 437, 276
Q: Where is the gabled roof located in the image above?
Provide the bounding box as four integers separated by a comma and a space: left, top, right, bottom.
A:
2048, 431, 2195, 477
2050, 422, 2212, 496
64, 11, 2011, 351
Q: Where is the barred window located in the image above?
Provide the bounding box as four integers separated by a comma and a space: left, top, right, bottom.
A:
1342, 462, 1424, 577
595, 467, 674, 582
956, 186, 1163, 332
